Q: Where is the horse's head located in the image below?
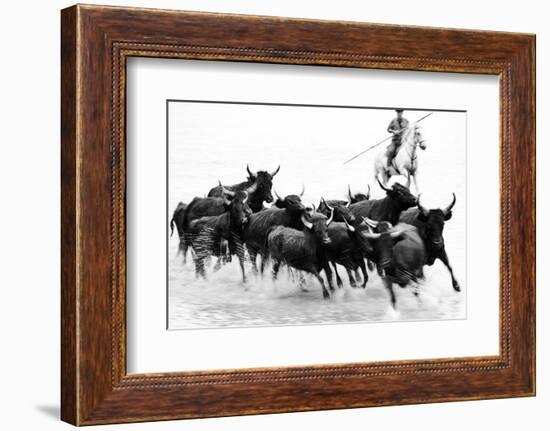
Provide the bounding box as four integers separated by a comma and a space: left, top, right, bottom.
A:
414, 124, 427, 150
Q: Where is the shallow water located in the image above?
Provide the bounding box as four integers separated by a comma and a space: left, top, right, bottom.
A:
167, 105, 467, 330
168, 242, 465, 329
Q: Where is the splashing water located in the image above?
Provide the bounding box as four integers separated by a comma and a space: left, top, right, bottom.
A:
168, 237, 465, 330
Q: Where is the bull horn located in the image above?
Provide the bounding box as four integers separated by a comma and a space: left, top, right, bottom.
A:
301, 214, 313, 230
346, 185, 352, 207
218, 180, 235, 197
242, 191, 249, 204
377, 175, 391, 192
273, 188, 281, 201
363, 224, 381, 239
343, 217, 355, 232
443, 193, 456, 215
417, 193, 429, 216
390, 228, 406, 239
246, 164, 256, 179
270, 165, 281, 177
307, 203, 316, 213
245, 181, 258, 195
299, 184, 305, 197
362, 216, 379, 229
366, 184, 371, 200
326, 207, 334, 226
320, 197, 333, 212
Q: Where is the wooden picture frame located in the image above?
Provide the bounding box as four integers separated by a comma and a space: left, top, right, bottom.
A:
61, 4, 535, 425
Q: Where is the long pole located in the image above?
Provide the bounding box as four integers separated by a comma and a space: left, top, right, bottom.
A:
343, 112, 433, 165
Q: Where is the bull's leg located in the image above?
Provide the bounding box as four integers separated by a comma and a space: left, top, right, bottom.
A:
438, 250, 460, 292
382, 277, 397, 309
345, 266, 357, 288
358, 259, 369, 288
323, 263, 336, 291
194, 254, 207, 279
271, 260, 281, 280
298, 271, 309, 291
259, 253, 268, 276
332, 262, 344, 288
367, 259, 375, 271
182, 233, 194, 264
238, 255, 247, 283
354, 267, 362, 284
247, 247, 259, 274
181, 240, 189, 264
313, 271, 330, 299
234, 241, 247, 284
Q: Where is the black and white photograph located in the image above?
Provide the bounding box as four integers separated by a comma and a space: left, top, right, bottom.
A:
168, 101, 466, 329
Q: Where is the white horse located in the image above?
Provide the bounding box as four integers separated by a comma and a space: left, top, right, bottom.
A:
374, 123, 427, 193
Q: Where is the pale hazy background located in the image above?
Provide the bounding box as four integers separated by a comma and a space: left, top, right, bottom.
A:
168, 101, 466, 329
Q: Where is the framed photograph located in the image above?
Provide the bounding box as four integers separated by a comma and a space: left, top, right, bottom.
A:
61, 4, 535, 425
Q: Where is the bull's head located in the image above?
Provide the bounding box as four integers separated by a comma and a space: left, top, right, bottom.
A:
273, 185, 305, 212
318, 198, 357, 225
218, 181, 253, 225
417, 193, 456, 250
377, 177, 417, 210
342, 217, 374, 255
361, 217, 409, 273
301, 209, 333, 245
347, 184, 370, 204
246, 164, 280, 204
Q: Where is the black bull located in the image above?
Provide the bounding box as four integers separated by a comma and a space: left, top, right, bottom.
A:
267, 211, 334, 299
171, 182, 257, 262
349, 179, 417, 225
243, 193, 308, 274
318, 199, 370, 288
323, 184, 371, 208
187, 189, 252, 283
375, 222, 427, 308
207, 165, 280, 212
399, 193, 460, 292
170, 202, 188, 261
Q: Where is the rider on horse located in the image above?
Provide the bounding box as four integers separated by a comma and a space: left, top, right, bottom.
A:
386, 109, 409, 168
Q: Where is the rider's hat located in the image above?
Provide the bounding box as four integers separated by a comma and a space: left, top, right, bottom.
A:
395, 108, 404, 113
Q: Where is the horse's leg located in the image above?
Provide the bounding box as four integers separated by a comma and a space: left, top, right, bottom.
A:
411, 172, 420, 195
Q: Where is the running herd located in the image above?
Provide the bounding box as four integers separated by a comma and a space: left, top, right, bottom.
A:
170, 165, 460, 308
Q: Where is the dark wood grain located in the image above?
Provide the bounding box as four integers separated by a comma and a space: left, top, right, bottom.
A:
60, 4, 535, 425
60, 5, 77, 425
